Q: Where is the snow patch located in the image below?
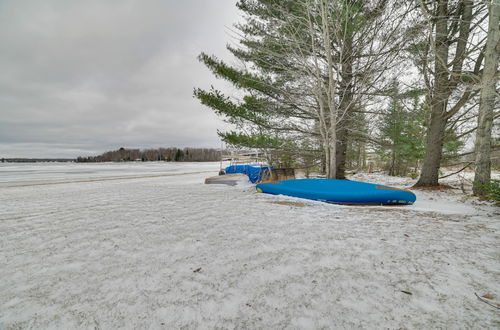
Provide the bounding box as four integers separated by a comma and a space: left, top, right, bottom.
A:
0, 163, 498, 328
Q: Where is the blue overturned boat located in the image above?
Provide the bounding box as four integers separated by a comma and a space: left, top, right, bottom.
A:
256, 179, 416, 205
225, 164, 273, 183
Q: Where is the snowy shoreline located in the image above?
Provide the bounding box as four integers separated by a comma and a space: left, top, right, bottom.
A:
1, 163, 499, 328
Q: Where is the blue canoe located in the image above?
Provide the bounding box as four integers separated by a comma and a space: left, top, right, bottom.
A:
256, 179, 416, 205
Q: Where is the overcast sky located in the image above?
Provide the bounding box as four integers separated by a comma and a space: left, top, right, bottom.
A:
0, 0, 240, 158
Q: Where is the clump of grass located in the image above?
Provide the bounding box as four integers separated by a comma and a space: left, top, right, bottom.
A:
477, 179, 500, 205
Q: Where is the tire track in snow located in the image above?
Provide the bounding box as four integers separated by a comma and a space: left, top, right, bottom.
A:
0, 170, 214, 188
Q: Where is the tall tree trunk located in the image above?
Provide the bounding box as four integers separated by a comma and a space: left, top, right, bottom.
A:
320, 0, 337, 179
416, 107, 448, 185
328, 141, 336, 179
415, 1, 450, 187
335, 8, 354, 180
321, 150, 326, 175
336, 125, 348, 179
473, 0, 500, 195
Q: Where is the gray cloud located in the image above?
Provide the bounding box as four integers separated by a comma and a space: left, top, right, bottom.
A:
0, 0, 239, 158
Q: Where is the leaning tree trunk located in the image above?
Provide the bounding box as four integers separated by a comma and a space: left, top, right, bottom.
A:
473, 0, 500, 195
415, 1, 450, 187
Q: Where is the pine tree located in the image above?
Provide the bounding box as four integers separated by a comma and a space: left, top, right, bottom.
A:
174, 149, 184, 162
378, 84, 426, 176
195, 0, 412, 177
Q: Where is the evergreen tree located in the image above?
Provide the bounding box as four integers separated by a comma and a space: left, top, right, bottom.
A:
174, 149, 184, 162
377, 84, 426, 176
195, 0, 412, 177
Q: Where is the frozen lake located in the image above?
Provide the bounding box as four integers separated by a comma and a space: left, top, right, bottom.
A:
0, 161, 223, 187
1, 162, 499, 328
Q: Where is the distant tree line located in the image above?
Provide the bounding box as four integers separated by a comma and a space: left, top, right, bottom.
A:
1, 158, 74, 163
76, 147, 224, 162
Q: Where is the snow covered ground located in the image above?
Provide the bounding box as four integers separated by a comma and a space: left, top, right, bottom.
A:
1, 162, 499, 329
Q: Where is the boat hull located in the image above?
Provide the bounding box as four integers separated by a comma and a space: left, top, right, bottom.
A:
256, 179, 416, 205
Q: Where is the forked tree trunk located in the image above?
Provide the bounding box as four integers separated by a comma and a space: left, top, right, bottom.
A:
415, 1, 450, 187
473, 0, 500, 195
